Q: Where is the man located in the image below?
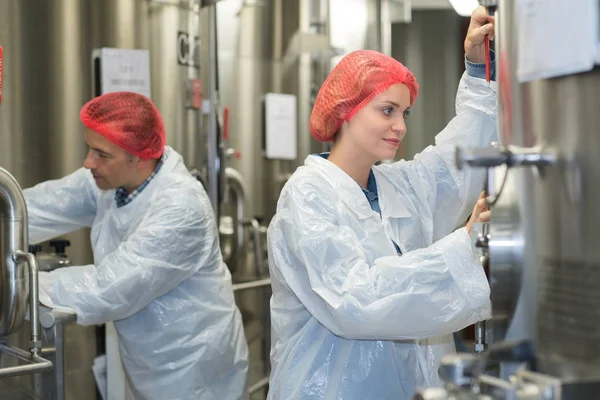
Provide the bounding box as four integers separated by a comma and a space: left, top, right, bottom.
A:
24, 91, 249, 400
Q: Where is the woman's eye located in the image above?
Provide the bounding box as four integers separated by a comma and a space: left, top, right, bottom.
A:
403, 110, 410, 119
383, 107, 393, 116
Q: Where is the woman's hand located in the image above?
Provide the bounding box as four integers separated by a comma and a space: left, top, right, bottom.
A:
466, 191, 491, 235
464, 6, 495, 64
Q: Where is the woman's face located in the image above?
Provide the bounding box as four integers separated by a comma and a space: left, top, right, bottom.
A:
339, 83, 411, 163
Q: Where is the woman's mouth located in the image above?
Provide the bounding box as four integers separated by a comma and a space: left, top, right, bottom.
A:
383, 138, 400, 147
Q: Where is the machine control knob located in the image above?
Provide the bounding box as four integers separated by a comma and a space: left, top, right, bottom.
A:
438, 353, 479, 387
475, 233, 490, 249
456, 146, 508, 170
28, 245, 42, 255
413, 388, 450, 400
49, 239, 71, 255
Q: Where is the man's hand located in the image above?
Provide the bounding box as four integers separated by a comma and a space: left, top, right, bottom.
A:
464, 6, 495, 64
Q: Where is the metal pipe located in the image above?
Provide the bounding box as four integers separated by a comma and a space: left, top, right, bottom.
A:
231, 278, 271, 292
0, 167, 29, 337
475, 321, 485, 353
225, 168, 247, 265
455, 145, 557, 170
205, 4, 219, 216
147, 0, 200, 11
377, 0, 392, 56
14, 250, 42, 355
248, 376, 269, 394
0, 343, 53, 378
245, 218, 266, 278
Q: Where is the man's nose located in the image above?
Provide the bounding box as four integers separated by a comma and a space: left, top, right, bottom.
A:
83, 152, 95, 170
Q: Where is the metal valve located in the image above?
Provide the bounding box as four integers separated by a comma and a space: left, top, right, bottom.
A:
455, 145, 557, 170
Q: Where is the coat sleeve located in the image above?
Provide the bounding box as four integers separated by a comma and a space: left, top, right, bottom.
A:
268, 181, 491, 341
24, 168, 98, 244
380, 72, 497, 238
37, 195, 217, 326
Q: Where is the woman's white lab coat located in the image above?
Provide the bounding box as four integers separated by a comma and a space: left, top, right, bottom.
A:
267, 72, 497, 399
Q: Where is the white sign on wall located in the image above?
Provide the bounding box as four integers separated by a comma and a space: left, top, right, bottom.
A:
516, 0, 599, 82
94, 48, 151, 97
264, 93, 297, 160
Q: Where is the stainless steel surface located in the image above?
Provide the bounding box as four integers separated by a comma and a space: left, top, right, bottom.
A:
486, 168, 524, 341
416, 370, 600, 400
247, 218, 267, 278
36, 254, 70, 273
248, 376, 269, 395
232, 278, 271, 292
484, 0, 534, 345
496, 0, 533, 148
456, 146, 509, 169
482, 0, 600, 382
0, 379, 38, 400
13, 251, 41, 354
0, 343, 53, 379
377, 0, 392, 55
206, 3, 220, 215
0, 167, 29, 337
148, 0, 202, 169
217, 0, 272, 219
417, 1, 600, 399
474, 321, 485, 353
437, 353, 479, 387
220, 167, 248, 269
528, 67, 600, 382
35, 307, 77, 400
456, 145, 557, 169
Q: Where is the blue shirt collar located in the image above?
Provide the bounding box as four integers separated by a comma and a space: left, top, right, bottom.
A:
317, 152, 378, 197
114, 152, 167, 208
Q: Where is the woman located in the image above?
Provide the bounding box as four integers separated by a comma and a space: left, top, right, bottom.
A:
267, 7, 496, 400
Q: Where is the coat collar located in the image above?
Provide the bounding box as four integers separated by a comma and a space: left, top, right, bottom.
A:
304, 155, 411, 219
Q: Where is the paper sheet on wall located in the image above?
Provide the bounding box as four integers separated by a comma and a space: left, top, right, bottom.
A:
99, 48, 151, 98
264, 93, 297, 160
516, 0, 599, 82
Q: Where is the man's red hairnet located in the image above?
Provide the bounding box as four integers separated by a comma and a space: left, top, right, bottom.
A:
309, 50, 419, 142
80, 92, 166, 159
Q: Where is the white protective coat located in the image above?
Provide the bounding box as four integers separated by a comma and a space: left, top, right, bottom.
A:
267, 73, 497, 399
24, 147, 249, 400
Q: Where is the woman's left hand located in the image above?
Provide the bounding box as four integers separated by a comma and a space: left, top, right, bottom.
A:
464, 6, 495, 64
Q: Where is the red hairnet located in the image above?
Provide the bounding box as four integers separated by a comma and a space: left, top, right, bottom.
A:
80, 92, 166, 159
309, 50, 419, 142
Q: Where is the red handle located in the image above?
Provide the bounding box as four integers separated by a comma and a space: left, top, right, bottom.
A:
223, 107, 230, 140
0, 46, 4, 104
484, 36, 490, 83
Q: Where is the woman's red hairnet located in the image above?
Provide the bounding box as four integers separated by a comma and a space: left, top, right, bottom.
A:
309, 50, 419, 142
80, 92, 166, 159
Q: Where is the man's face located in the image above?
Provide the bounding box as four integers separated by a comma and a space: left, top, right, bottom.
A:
82, 129, 138, 191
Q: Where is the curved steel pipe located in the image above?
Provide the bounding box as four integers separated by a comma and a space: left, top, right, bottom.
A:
224, 167, 248, 267
14, 250, 41, 354
0, 167, 29, 336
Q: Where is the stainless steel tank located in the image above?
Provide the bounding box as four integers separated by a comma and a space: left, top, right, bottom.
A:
217, 0, 273, 219
454, 0, 600, 391
528, 69, 600, 382
491, 0, 600, 382
485, 0, 537, 344
0, 169, 29, 337
148, 0, 203, 169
